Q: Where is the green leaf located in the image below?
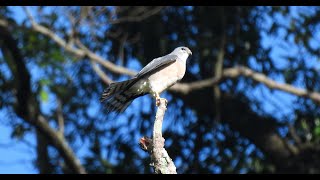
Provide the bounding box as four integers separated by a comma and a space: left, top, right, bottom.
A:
314, 127, 320, 137
314, 118, 320, 137
39, 79, 51, 86
301, 119, 308, 131
40, 89, 49, 102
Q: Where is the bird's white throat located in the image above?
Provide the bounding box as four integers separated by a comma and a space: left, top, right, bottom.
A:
178, 53, 189, 64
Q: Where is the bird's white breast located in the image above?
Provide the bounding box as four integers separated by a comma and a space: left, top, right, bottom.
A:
147, 60, 186, 95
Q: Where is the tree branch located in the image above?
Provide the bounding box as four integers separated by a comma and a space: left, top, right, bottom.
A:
227, 66, 320, 104
56, 98, 65, 135
139, 98, 177, 174
36, 115, 86, 174
21, 8, 320, 106
23, 7, 136, 77
90, 60, 113, 85
0, 24, 86, 174
171, 66, 320, 105
75, 38, 136, 76
170, 77, 222, 94
213, 7, 226, 122
36, 130, 54, 173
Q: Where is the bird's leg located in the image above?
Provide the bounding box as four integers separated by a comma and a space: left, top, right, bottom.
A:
155, 92, 167, 106
155, 92, 161, 106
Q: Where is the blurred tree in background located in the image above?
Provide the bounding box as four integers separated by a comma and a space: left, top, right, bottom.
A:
0, 6, 320, 173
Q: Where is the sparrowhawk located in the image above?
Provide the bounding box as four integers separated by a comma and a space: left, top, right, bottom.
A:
100, 46, 192, 113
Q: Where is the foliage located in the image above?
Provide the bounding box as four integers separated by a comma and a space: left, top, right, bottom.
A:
0, 6, 320, 173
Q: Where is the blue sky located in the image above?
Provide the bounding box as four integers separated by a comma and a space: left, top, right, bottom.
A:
0, 125, 37, 173
0, 6, 319, 174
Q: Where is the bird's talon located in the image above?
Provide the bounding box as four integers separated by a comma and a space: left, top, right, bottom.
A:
156, 98, 167, 106
156, 98, 161, 106
163, 98, 168, 106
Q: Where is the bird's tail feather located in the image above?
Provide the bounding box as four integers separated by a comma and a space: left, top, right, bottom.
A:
104, 91, 146, 113
100, 79, 136, 102
100, 78, 146, 113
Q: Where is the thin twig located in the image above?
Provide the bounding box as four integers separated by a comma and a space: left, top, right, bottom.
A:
57, 98, 65, 135
90, 60, 113, 85
118, 32, 128, 66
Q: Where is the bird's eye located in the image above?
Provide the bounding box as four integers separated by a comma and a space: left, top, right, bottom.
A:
181, 48, 185, 51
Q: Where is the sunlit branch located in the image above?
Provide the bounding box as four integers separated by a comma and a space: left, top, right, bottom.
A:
22, 7, 320, 106
139, 98, 177, 174
171, 66, 320, 105
90, 60, 113, 85
23, 7, 136, 77
36, 115, 86, 174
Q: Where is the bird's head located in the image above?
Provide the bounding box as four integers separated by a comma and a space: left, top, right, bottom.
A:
171, 46, 192, 61
174, 46, 192, 55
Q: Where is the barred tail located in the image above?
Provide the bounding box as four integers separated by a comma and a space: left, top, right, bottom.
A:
104, 91, 147, 113
100, 79, 136, 102
100, 78, 146, 113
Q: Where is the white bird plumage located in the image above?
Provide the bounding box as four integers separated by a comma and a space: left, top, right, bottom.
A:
101, 46, 192, 113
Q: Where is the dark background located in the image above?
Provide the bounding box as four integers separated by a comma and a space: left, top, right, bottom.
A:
0, 6, 320, 173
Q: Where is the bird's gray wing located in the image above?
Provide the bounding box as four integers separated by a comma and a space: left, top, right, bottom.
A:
134, 54, 178, 78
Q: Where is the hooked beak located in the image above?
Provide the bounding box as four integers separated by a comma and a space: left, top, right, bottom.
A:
187, 48, 192, 56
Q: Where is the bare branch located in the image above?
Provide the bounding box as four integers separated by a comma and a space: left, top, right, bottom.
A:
36, 115, 86, 174
80, 6, 94, 22
118, 32, 128, 66
90, 60, 113, 85
0, 23, 87, 174
226, 66, 320, 104
56, 98, 65, 135
213, 8, 226, 122
22, 6, 35, 23
23, 7, 135, 77
140, 98, 177, 174
75, 39, 136, 76
21, 7, 320, 106
65, 10, 78, 47
23, 7, 84, 57
170, 77, 222, 94
171, 66, 320, 105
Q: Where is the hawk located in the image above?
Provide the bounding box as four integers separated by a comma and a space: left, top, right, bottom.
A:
100, 46, 192, 113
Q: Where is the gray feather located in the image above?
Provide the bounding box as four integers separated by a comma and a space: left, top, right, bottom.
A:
100, 78, 137, 102
104, 91, 147, 113
100, 46, 191, 113
134, 54, 177, 78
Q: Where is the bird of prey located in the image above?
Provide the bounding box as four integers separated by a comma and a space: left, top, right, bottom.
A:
100, 46, 192, 113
